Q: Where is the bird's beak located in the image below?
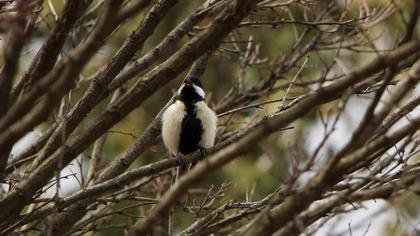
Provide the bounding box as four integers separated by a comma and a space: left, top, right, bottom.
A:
184, 79, 193, 87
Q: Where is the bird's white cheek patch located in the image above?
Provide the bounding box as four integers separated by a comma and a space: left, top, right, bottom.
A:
193, 84, 205, 98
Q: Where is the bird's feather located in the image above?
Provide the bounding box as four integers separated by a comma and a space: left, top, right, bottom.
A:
161, 100, 186, 156
196, 101, 217, 149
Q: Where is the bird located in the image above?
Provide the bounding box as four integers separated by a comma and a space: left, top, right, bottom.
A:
161, 75, 217, 183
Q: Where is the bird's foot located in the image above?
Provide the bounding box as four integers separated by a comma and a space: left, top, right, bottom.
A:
175, 154, 187, 169
191, 147, 208, 169
198, 147, 208, 160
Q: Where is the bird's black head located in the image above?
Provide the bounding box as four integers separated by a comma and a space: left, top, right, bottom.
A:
177, 75, 205, 103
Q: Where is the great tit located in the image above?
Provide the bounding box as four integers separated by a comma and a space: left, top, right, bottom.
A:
161, 75, 217, 181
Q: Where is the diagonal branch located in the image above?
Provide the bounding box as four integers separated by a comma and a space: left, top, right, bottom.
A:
238, 58, 420, 235
43, 44, 216, 236
0, 0, 151, 174
0, 0, 260, 230
127, 38, 420, 236
9, 0, 93, 103
30, 0, 176, 170
0, 0, 33, 172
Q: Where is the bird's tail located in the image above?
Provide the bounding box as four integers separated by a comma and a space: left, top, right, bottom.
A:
175, 164, 187, 182
169, 152, 189, 207
173, 152, 204, 206
172, 165, 188, 206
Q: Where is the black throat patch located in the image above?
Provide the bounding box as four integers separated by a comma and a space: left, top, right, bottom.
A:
179, 102, 203, 155
177, 85, 203, 103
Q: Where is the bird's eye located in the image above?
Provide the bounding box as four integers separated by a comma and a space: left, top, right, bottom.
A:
192, 78, 202, 88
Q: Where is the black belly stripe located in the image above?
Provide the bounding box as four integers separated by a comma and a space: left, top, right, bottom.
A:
179, 103, 203, 155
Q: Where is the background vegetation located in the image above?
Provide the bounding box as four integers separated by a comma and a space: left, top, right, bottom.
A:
0, 0, 419, 235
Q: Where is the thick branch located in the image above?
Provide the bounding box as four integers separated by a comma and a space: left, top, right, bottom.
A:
10, 0, 93, 103
0, 0, 151, 172
30, 0, 175, 170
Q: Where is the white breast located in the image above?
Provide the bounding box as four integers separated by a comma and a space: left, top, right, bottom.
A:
161, 101, 186, 156
196, 101, 218, 148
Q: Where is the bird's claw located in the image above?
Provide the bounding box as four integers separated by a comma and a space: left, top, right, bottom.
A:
198, 147, 208, 160
175, 154, 186, 168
